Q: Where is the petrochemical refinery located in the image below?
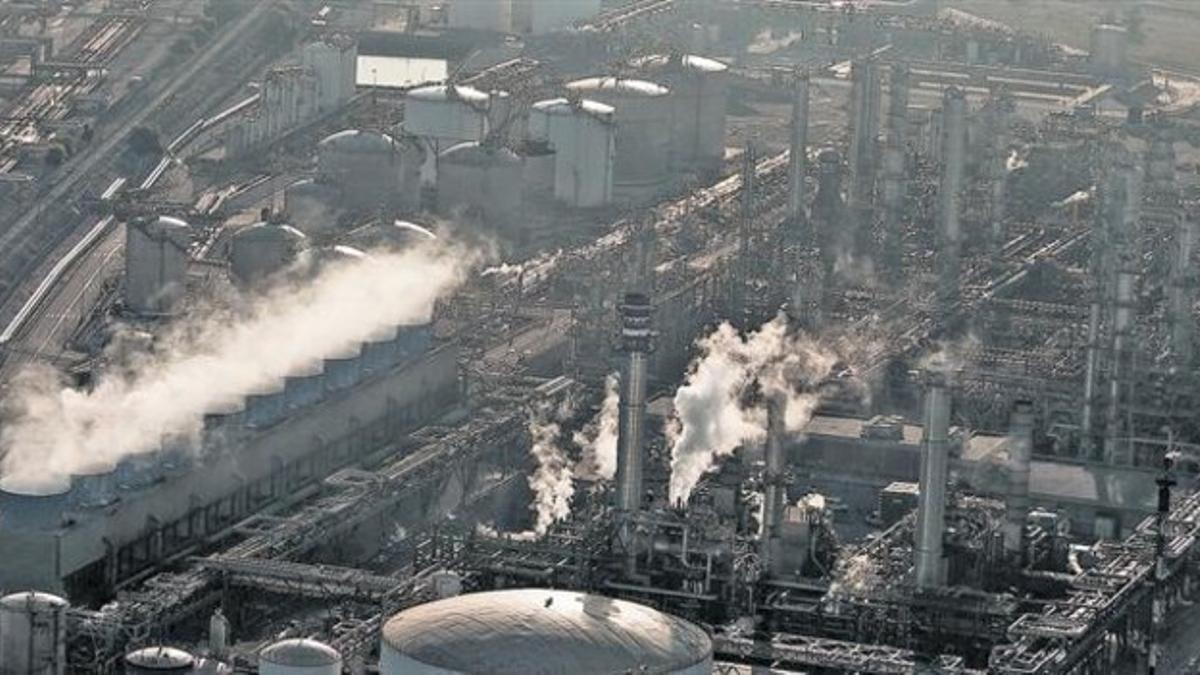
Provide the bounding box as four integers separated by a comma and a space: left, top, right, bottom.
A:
2, 0, 1200, 673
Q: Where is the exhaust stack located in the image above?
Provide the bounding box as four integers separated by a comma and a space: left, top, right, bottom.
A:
936, 87, 967, 329
614, 292, 653, 514
1004, 401, 1034, 556
914, 371, 951, 589
787, 69, 810, 226
761, 394, 787, 575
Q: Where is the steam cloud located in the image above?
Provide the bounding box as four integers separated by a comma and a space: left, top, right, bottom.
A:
0, 242, 474, 491
526, 398, 575, 536
573, 372, 619, 480
667, 314, 839, 505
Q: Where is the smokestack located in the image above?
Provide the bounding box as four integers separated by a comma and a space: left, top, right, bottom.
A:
614, 292, 653, 514
935, 87, 967, 330
847, 59, 880, 208
761, 393, 787, 575
787, 69, 810, 228
914, 371, 951, 590
1103, 158, 1142, 466
1004, 401, 1033, 556
734, 143, 756, 330
880, 64, 909, 282
988, 92, 1013, 256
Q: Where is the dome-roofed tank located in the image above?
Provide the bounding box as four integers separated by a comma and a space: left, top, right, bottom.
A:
529, 97, 615, 208
283, 179, 341, 236
317, 129, 423, 212
0, 591, 68, 674
438, 141, 522, 224
229, 221, 308, 287
634, 53, 729, 174
405, 84, 491, 145
379, 589, 713, 675
124, 646, 194, 673
124, 215, 190, 315
565, 77, 671, 198
259, 638, 342, 675
343, 219, 437, 252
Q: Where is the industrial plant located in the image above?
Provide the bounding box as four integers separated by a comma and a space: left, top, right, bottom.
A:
2, 0, 1200, 673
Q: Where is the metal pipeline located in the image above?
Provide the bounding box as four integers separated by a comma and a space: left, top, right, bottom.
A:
914, 371, 951, 589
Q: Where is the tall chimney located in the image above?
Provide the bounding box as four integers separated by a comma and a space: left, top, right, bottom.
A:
1103, 158, 1141, 466
987, 91, 1014, 257
615, 292, 653, 514
847, 59, 880, 209
914, 371, 951, 589
734, 143, 756, 330
787, 69, 811, 228
936, 87, 967, 330
1004, 401, 1034, 556
880, 64, 909, 282
761, 394, 787, 575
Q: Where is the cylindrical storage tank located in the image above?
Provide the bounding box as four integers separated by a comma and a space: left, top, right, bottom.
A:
520, 141, 556, 198
323, 344, 363, 393
391, 323, 433, 364
361, 326, 398, 376
404, 85, 490, 145
284, 360, 325, 410
437, 142, 523, 223
68, 462, 117, 509
259, 638, 342, 675
379, 589, 713, 675
284, 179, 341, 237
1090, 24, 1128, 74
447, 0, 511, 32
124, 646, 194, 674
244, 380, 287, 429
529, 97, 615, 208
229, 222, 307, 287
202, 399, 245, 442
635, 54, 728, 173
0, 479, 69, 531
0, 592, 67, 675
124, 216, 190, 315
317, 130, 423, 212
565, 77, 671, 197
157, 436, 194, 479
116, 451, 162, 491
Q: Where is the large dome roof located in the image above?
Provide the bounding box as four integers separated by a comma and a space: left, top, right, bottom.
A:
380, 589, 712, 674
260, 638, 341, 666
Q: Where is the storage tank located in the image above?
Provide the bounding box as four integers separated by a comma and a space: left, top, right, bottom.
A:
283, 359, 325, 410
1090, 23, 1128, 75
124, 215, 190, 315
124, 646, 194, 674
634, 54, 728, 174
379, 589, 712, 675
283, 179, 341, 236
68, 461, 117, 509
437, 142, 522, 223
0, 592, 67, 675
529, 97, 615, 208
564, 77, 671, 197
259, 638, 342, 675
0, 477, 70, 532
404, 85, 490, 146
229, 222, 307, 287
448, 0, 511, 32
300, 36, 357, 113
316, 130, 423, 212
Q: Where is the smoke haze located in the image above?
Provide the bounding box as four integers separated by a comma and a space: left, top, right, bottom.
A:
667, 314, 839, 505
526, 398, 575, 536
0, 242, 473, 491
573, 372, 619, 481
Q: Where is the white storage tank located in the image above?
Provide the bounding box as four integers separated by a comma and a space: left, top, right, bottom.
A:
438, 142, 523, 223
229, 222, 308, 287
379, 589, 713, 675
300, 35, 358, 113
448, 0, 511, 32
0, 592, 67, 675
404, 85, 490, 146
68, 461, 117, 509
635, 53, 728, 173
124, 646, 194, 674
565, 77, 671, 197
1090, 23, 1128, 75
124, 215, 190, 315
259, 638, 342, 675
316, 129, 423, 212
283, 179, 341, 236
529, 97, 615, 208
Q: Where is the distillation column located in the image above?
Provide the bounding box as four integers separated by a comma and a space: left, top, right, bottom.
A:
734, 143, 756, 330
1004, 401, 1033, 557
787, 68, 810, 229
761, 394, 787, 576
914, 371, 951, 589
847, 58, 880, 210
879, 64, 909, 283
1148, 131, 1195, 365
615, 292, 653, 515
935, 87, 967, 332
1104, 158, 1142, 466
987, 91, 1014, 257
812, 148, 844, 328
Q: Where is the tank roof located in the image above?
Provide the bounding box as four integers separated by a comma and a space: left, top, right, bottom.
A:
532, 97, 614, 120
407, 83, 490, 104
381, 589, 712, 674
636, 53, 729, 74
439, 141, 521, 166
318, 129, 396, 152
566, 76, 669, 97
393, 220, 437, 240
0, 591, 68, 610
260, 638, 341, 666
124, 646, 196, 670
0, 475, 71, 496
233, 222, 308, 243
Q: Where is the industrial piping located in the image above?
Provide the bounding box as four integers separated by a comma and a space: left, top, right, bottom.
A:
914, 370, 951, 589
1004, 400, 1033, 556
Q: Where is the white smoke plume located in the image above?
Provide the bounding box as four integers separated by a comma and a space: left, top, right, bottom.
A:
572, 373, 619, 480
526, 397, 575, 536
667, 314, 840, 506
0, 242, 474, 492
